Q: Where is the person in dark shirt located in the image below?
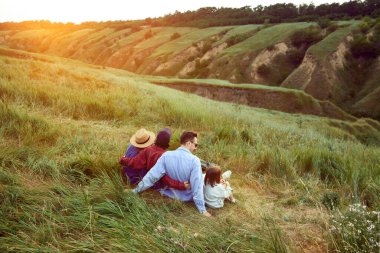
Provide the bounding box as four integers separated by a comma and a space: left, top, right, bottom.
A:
121, 128, 155, 185
120, 128, 189, 190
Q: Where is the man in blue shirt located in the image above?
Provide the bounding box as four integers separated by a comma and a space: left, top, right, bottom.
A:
132, 131, 211, 217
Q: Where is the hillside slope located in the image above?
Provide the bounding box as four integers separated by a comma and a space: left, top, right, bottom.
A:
0, 21, 379, 121
1, 46, 380, 252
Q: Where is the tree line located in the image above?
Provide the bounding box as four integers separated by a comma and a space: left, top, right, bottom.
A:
1, 0, 379, 30
149, 0, 380, 27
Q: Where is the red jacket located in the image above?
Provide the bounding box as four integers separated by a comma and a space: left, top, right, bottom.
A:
120, 145, 186, 190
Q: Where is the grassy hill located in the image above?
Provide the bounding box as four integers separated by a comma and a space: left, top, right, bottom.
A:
1, 47, 379, 252
1, 20, 379, 120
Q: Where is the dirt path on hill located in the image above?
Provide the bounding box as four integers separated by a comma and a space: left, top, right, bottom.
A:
152, 81, 355, 121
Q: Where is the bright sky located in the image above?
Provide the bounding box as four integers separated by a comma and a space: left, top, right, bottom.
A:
0, 0, 349, 24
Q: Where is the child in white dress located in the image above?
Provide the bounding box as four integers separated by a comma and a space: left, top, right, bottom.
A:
204, 166, 236, 209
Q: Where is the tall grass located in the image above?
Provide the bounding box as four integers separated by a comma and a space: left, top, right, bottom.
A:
0, 171, 291, 252
1, 49, 380, 252
0, 100, 59, 145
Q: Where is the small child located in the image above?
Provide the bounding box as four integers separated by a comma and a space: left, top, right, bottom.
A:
204, 165, 236, 209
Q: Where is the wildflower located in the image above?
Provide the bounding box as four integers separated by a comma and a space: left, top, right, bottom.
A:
155, 225, 165, 232
367, 224, 375, 232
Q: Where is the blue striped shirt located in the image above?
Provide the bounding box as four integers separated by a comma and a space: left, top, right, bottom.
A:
133, 147, 206, 213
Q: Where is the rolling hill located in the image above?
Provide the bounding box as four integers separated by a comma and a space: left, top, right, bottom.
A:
0, 43, 380, 252
1, 16, 380, 252
1, 20, 379, 121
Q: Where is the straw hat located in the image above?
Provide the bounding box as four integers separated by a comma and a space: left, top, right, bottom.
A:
130, 128, 156, 148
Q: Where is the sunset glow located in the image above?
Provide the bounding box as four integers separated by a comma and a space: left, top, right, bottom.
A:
1, 0, 349, 23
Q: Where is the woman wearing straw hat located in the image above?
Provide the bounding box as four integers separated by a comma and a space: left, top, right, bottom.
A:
121, 128, 156, 185
121, 128, 188, 190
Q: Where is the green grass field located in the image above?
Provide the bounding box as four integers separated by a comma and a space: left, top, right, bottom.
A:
0, 46, 379, 252
148, 27, 229, 57
133, 27, 196, 50
212, 24, 262, 47
308, 22, 358, 61
220, 23, 312, 56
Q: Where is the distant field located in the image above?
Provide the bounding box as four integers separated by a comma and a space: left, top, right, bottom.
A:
221, 22, 312, 56
213, 24, 262, 46
45, 28, 95, 56
134, 27, 195, 50
10, 29, 56, 40
0, 20, 379, 121
148, 26, 228, 58
308, 22, 358, 61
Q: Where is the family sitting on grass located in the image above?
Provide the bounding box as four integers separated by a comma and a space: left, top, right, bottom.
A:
119, 128, 236, 217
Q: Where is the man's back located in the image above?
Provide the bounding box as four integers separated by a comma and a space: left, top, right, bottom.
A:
159, 147, 201, 201
133, 146, 205, 213
162, 148, 197, 181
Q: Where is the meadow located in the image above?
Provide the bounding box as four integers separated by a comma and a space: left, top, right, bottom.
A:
0, 47, 379, 252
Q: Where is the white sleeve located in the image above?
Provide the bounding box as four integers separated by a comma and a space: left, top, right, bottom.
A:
214, 184, 231, 199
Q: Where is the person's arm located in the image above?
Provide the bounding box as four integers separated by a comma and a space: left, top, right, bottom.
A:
160, 175, 187, 190
214, 184, 232, 199
133, 155, 166, 193
119, 149, 147, 169
189, 158, 207, 214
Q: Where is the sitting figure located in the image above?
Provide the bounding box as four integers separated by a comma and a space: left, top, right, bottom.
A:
204, 166, 236, 209
131, 131, 211, 216
120, 128, 155, 185
120, 128, 188, 190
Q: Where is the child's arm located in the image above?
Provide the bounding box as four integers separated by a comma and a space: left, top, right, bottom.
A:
214, 184, 232, 198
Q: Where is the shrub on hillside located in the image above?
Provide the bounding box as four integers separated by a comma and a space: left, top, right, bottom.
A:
170, 32, 181, 40
359, 21, 371, 33
290, 26, 323, 47
350, 34, 378, 58
218, 29, 230, 36
257, 64, 271, 76
266, 44, 276, 51
264, 18, 271, 27
327, 23, 338, 33
362, 16, 375, 26
144, 30, 154, 40
201, 41, 213, 54
226, 31, 255, 46
287, 48, 305, 65
372, 20, 380, 34
317, 17, 331, 29
130, 25, 141, 33
371, 9, 380, 18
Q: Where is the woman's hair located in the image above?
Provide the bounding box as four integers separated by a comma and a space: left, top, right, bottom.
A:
155, 128, 171, 149
204, 166, 221, 187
